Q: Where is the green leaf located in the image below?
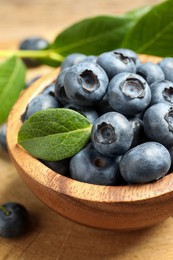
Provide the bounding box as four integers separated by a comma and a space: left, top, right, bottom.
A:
18, 108, 92, 161
49, 15, 137, 57
122, 0, 173, 57
0, 56, 26, 125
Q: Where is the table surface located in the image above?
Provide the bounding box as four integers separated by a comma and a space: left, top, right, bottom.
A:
1, 0, 173, 259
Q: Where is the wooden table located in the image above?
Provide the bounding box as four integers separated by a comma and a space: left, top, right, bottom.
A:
1, 0, 173, 259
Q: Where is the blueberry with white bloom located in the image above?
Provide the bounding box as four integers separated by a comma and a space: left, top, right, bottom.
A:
107, 73, 151, 116
97, 50, 136, 79
91, 111, 134, 156
64, 62, 109, 106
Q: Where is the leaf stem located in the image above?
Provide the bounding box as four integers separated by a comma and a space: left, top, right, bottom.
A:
0, 49, 64, 62
0, 205, 11, 216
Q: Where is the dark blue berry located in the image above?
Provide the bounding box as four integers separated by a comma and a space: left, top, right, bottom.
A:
150, 80, 173, 106
119, 142, 171, 184
91, 111, 134, 156
97, 51, 136, 79
55, 68, 70, 106
19, 37, 49, 67
22, 93, 59, 121
61, 53, 87, 70
137, 62, 165, 85
0, 123, 7, 152
143, 103, 173, 147
64, 104, 99, 124
0, 202, 29, 238
64, 62, 109, 106
70, 143, 122, 185
107, 73, 151, 116
158, 58, 173, 82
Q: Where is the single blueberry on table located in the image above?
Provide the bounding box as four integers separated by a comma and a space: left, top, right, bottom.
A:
119, 142, 171, 184
0, 202, 29, 238
158, 58, 173, 82
91, 111, 134, 156
22, 93, 60, 121
107, 73, 151, 116
64, 62, 109, 106
19, 36, 49, 67
149, 80, 173, 106
143, 103, 173, 147
97, 50, 136, 79
136, 62, 165, 85
64, 103, 99, 124
70, 143, 122, 185
0, 123, 7, 152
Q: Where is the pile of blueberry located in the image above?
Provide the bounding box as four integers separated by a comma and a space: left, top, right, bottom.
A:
19, 48, 173, 186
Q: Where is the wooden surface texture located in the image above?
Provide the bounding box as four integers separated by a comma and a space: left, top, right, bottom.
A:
1, 0, 173, 259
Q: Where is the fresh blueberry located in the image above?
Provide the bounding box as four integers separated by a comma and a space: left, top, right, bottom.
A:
19, 36, 49, 67
158, 58, 173, 82
64, 104, 99, 124
143, 103, 173, 147
91, 111, 134, 156
107, 73, 151, 116
42, 82, 56, 97
113, 48, 141, 66
61, 53, 87, 70
119, 142, 171, 184
25, 75, 41, 88
64, 62, 109, 106
70, 143, 122, 185
0, 123, 7, 151
137, 62, 165, 85
96, 92, 114, 115
22, 93, 59, 121
55, 68, 70, 106
97, 50, 136, 79
0, 202, 29, 238
128, 117, 147, 147
41, 158, 70, 176
149, 80, 173, 106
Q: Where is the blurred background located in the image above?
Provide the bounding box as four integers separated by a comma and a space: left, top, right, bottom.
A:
0, 0, 161, 48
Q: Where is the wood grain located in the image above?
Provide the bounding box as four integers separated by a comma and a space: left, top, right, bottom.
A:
1, 0, 173, 259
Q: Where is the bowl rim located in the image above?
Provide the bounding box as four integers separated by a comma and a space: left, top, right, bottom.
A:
6, 64, 173, 204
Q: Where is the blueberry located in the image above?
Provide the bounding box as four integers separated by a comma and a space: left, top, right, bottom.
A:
41, 158, 70, 176
91, 111, 134, 156
96, 92, 114, 115
55, 68, 70, 106
143, 103, 173, 147
0, 202, 29, 238
150, 80, 173, 106
70, 143, 122, 185
128, 117, 147, 147
119, 142, 171, 184
0, 123, 7, 151
97, 50, 136, 79
107, 73, 151, 116
64, 62, 109, 106
158, 58, 173, 82
42, 82, 56, 97
22, 93, 59, 121
61, 53, 87, 70
113, 48, 141, 66
137, 62, 165, 85
25, 75, 41, 88
19, 36, 49, 67
64, 104, 99, 124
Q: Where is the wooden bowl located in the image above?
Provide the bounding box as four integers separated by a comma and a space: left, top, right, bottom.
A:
6, 55, 173, 230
